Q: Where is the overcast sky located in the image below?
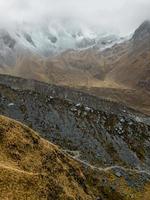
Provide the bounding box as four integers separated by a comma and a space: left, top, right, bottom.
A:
0, 0, 150, 35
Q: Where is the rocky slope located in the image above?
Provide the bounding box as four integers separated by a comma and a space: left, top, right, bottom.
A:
79, 86, 150, 115
0, 20, 150, 200
0, 75, 150, 172
107, 21, 150, 91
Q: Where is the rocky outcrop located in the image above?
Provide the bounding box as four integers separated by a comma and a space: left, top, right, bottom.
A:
138, 79, 150, 91
132, 21, 150, 50
133, 21, 150, 42
0, 30, 16, 49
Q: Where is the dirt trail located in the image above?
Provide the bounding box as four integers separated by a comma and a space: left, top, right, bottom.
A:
63, 150, 150, 176
0, 162, 38, 175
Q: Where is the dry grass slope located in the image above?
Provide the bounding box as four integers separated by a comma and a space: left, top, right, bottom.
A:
0, 115, 94, 200
0, 116, 150, 199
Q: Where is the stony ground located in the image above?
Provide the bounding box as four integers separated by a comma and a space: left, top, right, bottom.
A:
0, 75, 150, 172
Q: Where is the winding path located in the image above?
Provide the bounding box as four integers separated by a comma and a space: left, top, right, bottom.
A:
63, 149, 150, 176
0, 162, 38, 175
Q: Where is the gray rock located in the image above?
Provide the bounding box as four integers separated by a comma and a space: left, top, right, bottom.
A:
115, 172, 122, 177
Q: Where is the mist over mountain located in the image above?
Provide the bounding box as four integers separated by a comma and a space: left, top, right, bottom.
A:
0, 22, 123, 59
1, 0, 150, 36
0, 0, 150, 60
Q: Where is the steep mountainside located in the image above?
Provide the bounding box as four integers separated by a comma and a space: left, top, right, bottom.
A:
0, 21, 125, 88
107, 21, 150, 91
0, 115, 94, 200
0, 75, 150, 171
79, 86, 150, 115
1, 22, 150, 117
1, 115, 150, 200
0, 17, 150, 200
0, 23, 122, 67
0, 47, 119, 88
0, 21, 150, 93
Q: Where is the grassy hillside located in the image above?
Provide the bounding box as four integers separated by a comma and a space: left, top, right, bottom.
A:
0, 115, 150, 199
0, 115, 94, 200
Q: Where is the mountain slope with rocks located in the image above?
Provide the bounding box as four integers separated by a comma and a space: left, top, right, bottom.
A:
0, 21, 150, 93
107, 21, 150, 91
0, 75, 150, 171
1, 78, 150, 199
1, 22, 150, 117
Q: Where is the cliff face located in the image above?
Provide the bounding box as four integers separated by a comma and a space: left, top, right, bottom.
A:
0, 75, 150, 171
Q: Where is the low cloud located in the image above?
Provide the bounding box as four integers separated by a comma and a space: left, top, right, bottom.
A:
0, 0, 150, 35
